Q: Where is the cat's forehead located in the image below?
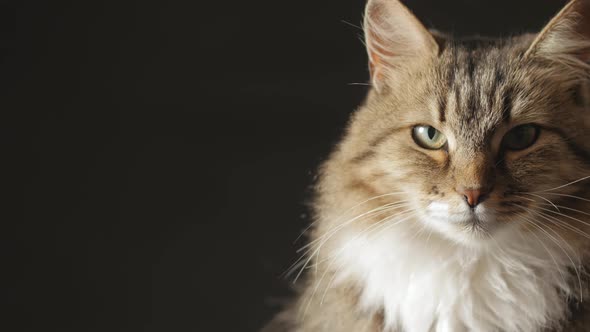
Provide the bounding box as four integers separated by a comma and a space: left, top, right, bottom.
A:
431, 38, 532, 146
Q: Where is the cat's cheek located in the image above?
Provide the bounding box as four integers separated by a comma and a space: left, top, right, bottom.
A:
425, 201, 450, 219
419, 201, 457, 240
418, 211, 465, 243
423, 149, 448, 167
423, 196, 468, 220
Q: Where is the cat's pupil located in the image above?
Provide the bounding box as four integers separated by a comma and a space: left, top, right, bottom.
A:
427, 127, 436, 140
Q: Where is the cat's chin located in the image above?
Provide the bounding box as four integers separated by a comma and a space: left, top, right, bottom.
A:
433, 222, 496, 247
420, 204, 504, 247
451, 220, 500, 246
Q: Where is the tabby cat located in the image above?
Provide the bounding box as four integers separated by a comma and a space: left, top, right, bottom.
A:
264, 0, 590, 330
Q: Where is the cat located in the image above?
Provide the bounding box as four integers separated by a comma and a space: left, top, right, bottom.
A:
263, 0, 590, 331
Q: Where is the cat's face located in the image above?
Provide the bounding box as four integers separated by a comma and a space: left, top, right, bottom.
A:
340, 0, 590, 246
365, 45, 588, 244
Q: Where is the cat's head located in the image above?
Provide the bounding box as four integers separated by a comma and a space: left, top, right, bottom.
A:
334, 0, 590, 246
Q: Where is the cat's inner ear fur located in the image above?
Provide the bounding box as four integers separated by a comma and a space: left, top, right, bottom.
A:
363, 0, 438, 92
525, 0, 590, 70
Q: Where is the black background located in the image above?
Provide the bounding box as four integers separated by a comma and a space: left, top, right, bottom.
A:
11, 0, 568, 331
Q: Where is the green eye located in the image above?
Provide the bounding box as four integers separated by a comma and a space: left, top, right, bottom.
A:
502, 124, 540, 151
412, 125, 447, 150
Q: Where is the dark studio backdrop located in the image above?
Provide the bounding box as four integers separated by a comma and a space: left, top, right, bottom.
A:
11, 0, 568, 331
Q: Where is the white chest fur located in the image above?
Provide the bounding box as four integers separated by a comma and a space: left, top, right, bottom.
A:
334, 224, 575, 332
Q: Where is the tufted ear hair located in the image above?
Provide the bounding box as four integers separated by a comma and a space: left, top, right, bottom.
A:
363, 0, 438, 92
525, 0, 590, 71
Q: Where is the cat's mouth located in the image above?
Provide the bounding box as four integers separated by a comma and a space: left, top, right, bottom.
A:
457, 207, 498, 230
461, 214, 493, 233
461, 211, 513, 246
423, 201, 501, 243
464, 213, 483, 225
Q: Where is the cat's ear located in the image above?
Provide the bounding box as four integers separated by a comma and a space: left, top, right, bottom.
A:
363, 0, 438, 92
525, 0, 590, 70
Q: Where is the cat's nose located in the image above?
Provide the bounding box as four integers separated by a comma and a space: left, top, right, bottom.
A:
456, 187, 485, 208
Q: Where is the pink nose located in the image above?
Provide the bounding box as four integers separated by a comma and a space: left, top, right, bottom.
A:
457, 188, 483, 208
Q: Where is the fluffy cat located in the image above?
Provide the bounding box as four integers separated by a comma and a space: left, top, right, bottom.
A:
264, 0, 590, 331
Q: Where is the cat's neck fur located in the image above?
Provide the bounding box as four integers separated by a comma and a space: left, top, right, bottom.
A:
328, 217, 575, 332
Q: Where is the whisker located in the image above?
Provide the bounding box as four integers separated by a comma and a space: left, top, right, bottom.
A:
511, 196, 590, 233
533, 175, 590, 193
299, 201, 410, 253
291, 201, 405, 273
517, 206, 582, 261
366, 210, 417, 240
340, 19, 363, 30
520, 217, 571, 292
291, 202, 411, 283
515, 206, 582, 299
308, 208, 415, 268
293, 192, 406, 243
516, 192, 560, 212
534, 209, 590, 240
536, 202, 590, 217
300, 210, 416, 320
535, 205, 590, 228
318, 211, 417, 306
541, 192, 590, 204
535, 222, 583, 301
